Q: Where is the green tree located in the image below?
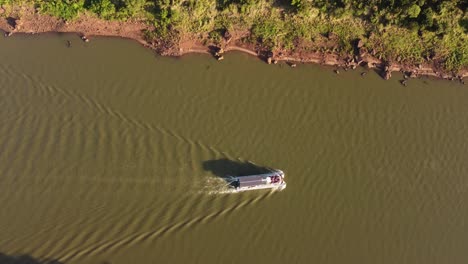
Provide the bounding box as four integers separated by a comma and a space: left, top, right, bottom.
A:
407, 4, 421, 18
117, 0, 146, 18
88, 0, 116, 19
421, 7, 434, 28
40, 0, 85, 20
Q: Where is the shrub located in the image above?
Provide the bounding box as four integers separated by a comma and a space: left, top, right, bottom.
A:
445, 48, 468, 71
251, 17, 283, 49
87, 0, 115, 19
367, 26, 425, 63
40, 0, 85, 20
407, 4, 421, 18
115, 0, 146, 19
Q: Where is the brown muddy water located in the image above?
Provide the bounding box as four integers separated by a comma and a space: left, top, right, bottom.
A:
0, 33, 468, 264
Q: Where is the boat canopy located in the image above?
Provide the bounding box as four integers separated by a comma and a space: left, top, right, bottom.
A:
238, 175, 266, 188
236, 171, 284, 188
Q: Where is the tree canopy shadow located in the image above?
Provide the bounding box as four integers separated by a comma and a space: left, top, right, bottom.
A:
0, 253, 63, 264
202, 159, 272, 178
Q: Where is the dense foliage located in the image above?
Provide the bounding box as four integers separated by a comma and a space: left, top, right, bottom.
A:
2, 0, 467, 71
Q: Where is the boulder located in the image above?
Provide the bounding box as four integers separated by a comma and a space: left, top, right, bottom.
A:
383, 71, 391, 80
357, 39, 364, 48
223, 30, 232, 42
382, 67, 392, 80
6, 17, 17, 28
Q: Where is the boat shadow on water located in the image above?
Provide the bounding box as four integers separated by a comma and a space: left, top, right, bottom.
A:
202, 159, 272, 178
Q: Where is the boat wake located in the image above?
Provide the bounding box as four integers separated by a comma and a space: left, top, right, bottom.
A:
56, 190, 274, 263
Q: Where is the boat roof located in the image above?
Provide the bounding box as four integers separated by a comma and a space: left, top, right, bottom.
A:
236, 171, 283, 188
238, 175, 265, 188
235, 170, 283, 178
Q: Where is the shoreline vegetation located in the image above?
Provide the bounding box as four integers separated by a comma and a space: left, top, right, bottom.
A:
0, 0, 467, 80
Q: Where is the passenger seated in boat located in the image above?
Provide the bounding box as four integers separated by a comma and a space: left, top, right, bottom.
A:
271, 176, 280, 183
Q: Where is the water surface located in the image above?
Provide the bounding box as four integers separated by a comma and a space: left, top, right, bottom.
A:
0, 33, 467, 264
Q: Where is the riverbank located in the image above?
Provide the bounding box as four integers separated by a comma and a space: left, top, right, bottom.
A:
0, 4, 466, 81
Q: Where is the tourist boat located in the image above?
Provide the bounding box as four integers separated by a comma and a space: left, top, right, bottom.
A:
227, 170, 286, 192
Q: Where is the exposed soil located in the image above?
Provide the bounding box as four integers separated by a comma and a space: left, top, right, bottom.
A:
0, 5, 150, 45
1, 5, 466, 81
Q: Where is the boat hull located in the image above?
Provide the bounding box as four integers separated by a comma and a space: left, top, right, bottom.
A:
233, 182, 287, 193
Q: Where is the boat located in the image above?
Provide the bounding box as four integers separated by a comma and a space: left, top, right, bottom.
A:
227, 170, 286, 192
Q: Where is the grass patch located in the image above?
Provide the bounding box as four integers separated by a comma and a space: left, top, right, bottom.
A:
251, 15, 284, 49
329, 18, 366, 54
367, 26, 425, 63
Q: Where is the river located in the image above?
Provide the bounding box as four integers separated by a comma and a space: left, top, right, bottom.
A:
0, 33, 467, 264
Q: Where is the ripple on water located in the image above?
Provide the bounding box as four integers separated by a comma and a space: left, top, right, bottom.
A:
1, 38, 468, 264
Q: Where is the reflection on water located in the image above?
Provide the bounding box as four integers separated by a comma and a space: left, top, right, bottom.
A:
0, 33, 467, 264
